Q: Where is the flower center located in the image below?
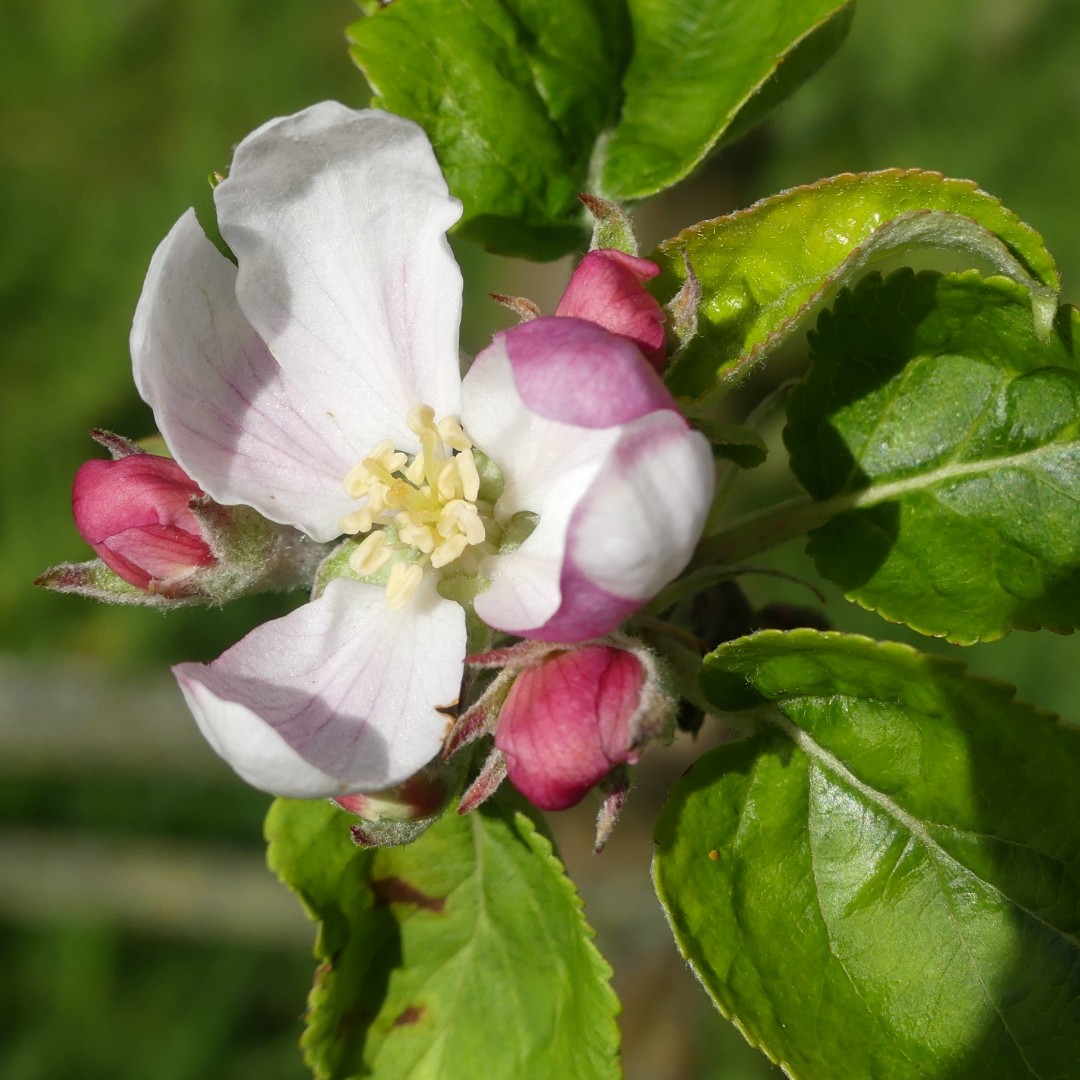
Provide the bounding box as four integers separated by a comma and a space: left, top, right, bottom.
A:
339, 405, 492, 609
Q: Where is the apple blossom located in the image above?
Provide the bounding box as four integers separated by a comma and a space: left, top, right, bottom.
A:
129, 101, 713, 799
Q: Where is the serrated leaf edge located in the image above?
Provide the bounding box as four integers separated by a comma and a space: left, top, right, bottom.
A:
657, 171, 1060, 399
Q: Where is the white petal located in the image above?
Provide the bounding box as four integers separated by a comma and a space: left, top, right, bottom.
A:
462, 335, 713, 640
132, 210, 364, 542
569, 412, 714, 602
214, 102, 464, 453
461, 339, 620, 632
173, 576, 465, 797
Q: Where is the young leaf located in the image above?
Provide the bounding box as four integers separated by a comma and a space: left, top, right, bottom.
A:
348, 1, 854, 259
266, 798, 620, 1080
598, 0, 854, 200
348, 0, 629, 259
655, 629, 1080, 1080
652, 170, 1060, 399
785, 269, 1080, 643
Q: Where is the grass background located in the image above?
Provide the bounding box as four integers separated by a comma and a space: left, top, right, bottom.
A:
2, 1, 1078, 1077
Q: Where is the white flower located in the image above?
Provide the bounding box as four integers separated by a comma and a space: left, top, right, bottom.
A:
132, 102, 713, 798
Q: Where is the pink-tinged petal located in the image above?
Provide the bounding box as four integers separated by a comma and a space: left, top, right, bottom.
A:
555, 250, 666, 371
495, 646, 645, 811
214, 103, 464, 453
482, 317, 674, 428
132, 211, 365, 542
73, 455, 203, 542
173, 576, 465, 797
462, 329, 713, 641
462, 337, 623, 633
72, 455, 214, 589
494, 413, 712, 642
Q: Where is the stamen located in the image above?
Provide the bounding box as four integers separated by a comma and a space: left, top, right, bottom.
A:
456, 448, 480, 502
437, 416, 472, 451
339, 404, 496, 608
406, 404, 437, 438
386, 562, 424, 609
349, 531, 392, 575
339, 508, 374, 535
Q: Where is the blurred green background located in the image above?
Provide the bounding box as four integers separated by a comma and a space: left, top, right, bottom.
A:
2, 1, 1078, 1077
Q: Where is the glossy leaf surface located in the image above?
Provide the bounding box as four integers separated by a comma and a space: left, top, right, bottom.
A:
348, 0, 855, 258
599, 0, 853, 200
655, 629, 1080, 1079
348, 0, 627, 258
653, 170, 1060, 399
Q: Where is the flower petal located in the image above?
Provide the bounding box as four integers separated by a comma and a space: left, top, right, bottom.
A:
478, 317, 673, 428
536, 411, 714, 640
132, 210, 363, 541
214, 102, 464, 452
462, 319, 713, 640
173, 576, 465, 797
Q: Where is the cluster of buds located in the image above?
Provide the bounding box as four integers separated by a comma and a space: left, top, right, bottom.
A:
37, 431, 327, 607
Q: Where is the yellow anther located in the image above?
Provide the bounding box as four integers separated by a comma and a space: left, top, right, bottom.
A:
386, 562, 424, 609
349, 531, 392, 576
339, 507, 374, 536
456, 448, 480, 502
343, 460, 374, 499
340, 405, 496, 602
438, 500, 486, 545
437, 416, 472, 451
436, 458, 462, 502
430, 533, 470, 568
406, 404, 437, 438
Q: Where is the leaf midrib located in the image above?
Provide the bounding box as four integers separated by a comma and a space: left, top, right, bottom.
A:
766, 704, 1080, 952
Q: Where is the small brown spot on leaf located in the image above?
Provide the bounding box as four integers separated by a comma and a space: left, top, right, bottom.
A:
372, 876, 446, 913
708, 849, 719, 862
393, 1004, 426, 1027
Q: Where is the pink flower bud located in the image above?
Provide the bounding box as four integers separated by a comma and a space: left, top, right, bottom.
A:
494, 644, 655, 811
72, 454, 215, 591
555, 249, 667, 372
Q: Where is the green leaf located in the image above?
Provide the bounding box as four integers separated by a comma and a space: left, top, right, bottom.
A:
348, 2, 855, 258
656, 628, 1080, 1080
784, 268, 1080, 643
348, 0, 629, 259
691, 419, 768, 468
266, 798, 620, 1080
598, 0, 854, 200
652, 170, 1060, 399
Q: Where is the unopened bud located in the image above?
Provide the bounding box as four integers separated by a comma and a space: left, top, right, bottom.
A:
494, 641, 673, 811
38, 435, 329, 608
72, 453, 215, 592
555, 249, 667, 372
